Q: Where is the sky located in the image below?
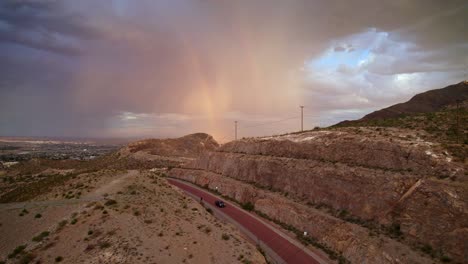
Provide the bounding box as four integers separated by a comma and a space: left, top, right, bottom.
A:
0, 0, 467, 141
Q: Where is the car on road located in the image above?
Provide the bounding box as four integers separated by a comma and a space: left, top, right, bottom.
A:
215, 200, 226, 208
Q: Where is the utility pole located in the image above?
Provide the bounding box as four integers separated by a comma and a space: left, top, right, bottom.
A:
235, 121, 238, 140
300, 106, 304, 132
456, 100, 461, 144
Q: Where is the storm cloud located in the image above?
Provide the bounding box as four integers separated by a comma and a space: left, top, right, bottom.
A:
1, 0, 467, 140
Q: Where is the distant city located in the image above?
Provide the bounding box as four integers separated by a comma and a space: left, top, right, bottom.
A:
0, 137, 127, 162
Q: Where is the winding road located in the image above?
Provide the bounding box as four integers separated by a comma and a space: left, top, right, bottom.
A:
168, 178, 326, 264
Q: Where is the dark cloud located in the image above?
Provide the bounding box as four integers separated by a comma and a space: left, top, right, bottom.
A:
393, 3, 468, 49
0, 0, 99, 56
0, 29, 83, 56
0, 0, 466, 138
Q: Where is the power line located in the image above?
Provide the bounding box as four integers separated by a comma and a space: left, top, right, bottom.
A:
234, 121, 238, 140
239, 115, 300, 129
456, 100, 461, 144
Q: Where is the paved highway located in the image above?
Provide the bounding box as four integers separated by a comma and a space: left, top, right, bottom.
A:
168, 178, 324, 264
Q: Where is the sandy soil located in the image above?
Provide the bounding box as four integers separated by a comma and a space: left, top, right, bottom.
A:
0, 170, 265, 264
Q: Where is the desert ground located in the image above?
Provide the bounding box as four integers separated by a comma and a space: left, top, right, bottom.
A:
0, 168, 265, 264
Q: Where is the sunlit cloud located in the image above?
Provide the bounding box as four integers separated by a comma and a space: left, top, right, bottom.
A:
301, 26, 467, 124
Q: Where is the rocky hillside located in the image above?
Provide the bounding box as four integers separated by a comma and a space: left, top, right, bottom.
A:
117, 133, 219, 163
335, 81, 467, 163
361, 81, 468, 120
170, 128, 467, 264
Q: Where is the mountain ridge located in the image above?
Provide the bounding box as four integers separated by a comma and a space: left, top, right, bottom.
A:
361, 80, 468, 120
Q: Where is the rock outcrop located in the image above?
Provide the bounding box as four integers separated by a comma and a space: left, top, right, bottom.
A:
171, 168, 435, 264
218, 128, 462, 178
171, 128, 467, 263
118, 133, 219, 162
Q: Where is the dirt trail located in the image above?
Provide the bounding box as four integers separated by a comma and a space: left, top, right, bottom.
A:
0, 171, 138, 258
85, 170, 137, 198
0, 170, 137, 212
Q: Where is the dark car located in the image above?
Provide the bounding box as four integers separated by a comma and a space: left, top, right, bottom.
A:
215, 200, 226, 208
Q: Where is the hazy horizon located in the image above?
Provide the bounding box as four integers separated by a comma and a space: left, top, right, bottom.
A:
1, 0, 467, 141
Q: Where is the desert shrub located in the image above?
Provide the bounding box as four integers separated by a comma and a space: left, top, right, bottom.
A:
58, 220, 68, 229
241, 202, 254, 211
8, 245, 26, 258
98, 241, 111, 249
388, 223, 403, 238
256, 245, 266, 259
18, 253, 35, 264
55, 256, 63, 262
34, 213, 42, 219
221, 233, 230, 240
32, 231, 50, 242
421, 244, 434, 255
104, 199, 117, 206
440, 255, 452, 263
338, 209, 349, 218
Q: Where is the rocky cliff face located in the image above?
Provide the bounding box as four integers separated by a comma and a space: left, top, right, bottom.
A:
390, 179, 468, 260
171, 128, 467, 263
193, 151, 418, 221
218, 128, 462, 178
118, 133, 219, 162
170, 168, 435, 264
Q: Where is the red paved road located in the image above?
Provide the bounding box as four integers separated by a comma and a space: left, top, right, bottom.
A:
168, 179, 321, 264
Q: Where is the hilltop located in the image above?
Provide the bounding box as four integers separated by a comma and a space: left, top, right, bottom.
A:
117, 133, 219, 162
361, 81, 468, 120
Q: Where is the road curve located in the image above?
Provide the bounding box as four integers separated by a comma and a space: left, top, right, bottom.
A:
168, 178, 322, 264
